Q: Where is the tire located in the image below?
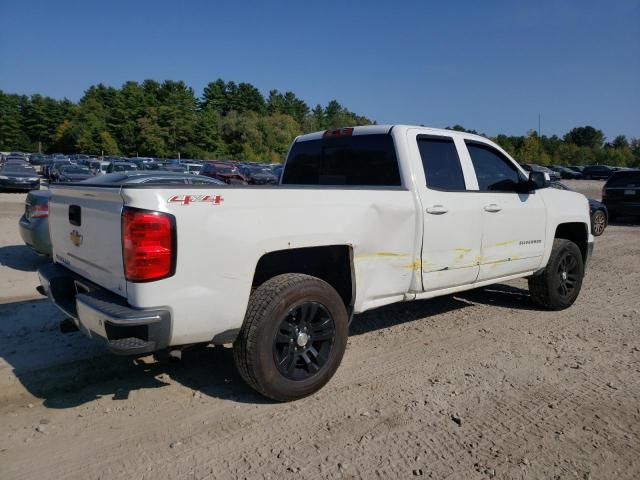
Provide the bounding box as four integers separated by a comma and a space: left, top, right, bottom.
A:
528, 239, 584, 310
591, 209, 607, 236
233, 273, 349, 401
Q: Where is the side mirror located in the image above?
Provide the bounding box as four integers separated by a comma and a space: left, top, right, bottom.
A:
529, 171, 550, 190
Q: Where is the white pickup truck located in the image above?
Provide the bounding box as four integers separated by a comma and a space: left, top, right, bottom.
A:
39, 125, 594, 401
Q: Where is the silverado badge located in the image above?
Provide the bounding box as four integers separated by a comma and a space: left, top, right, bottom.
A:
70, 230, 83, 247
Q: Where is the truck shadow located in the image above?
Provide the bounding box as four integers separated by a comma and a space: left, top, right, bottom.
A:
1, 283, 540, 409
0, 245, 50, 272
455, 283, 544, 311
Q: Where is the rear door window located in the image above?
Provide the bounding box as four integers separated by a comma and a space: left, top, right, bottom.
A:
465, 141, 525, 192
282, 134, 401, 186
417, 136, 466, 191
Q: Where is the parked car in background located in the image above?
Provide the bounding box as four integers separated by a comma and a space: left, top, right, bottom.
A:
550, 165, 582, 179
602, 169, 640, 220
69, 154, 92, 165
567, 166, 585, 174
128, 157, 155, 169
4, 152, 28, 164
241, 165, 279, 185
3, 157, 32, 167
106, 161, 138, 173
182, 162, 203, 175
0, 163, 40, 191
89, 160, 110, 175
521, 163, 561, 181
29, 154, 48, 166
582, 165, 614, 180
55, 164, 94, 182
270, 164, 283, 179
19, 190, 52, 255
200, 161, 248, 184
46, 159, 73, 179
140, 161, 165, 171
550, 182, 608, 236
165, 164, 190, 173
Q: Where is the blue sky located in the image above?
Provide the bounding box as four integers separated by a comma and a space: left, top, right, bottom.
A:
1, 0, 638, 139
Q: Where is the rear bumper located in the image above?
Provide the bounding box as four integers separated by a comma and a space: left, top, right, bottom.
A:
38, 263, 171, 355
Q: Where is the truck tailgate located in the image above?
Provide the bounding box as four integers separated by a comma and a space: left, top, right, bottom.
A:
48, 185, 127, 297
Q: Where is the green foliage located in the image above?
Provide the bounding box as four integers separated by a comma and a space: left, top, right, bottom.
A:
564, 126, 605, 148
488, 127, 638, 168
1, 83, 637, 168
0, 80, 372, 161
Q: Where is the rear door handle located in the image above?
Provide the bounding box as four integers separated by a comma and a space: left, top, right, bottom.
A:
484, 203, 502, 213
426, 205, 448, 215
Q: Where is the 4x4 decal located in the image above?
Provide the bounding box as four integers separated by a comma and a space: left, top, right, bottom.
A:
168, 194, 223, 205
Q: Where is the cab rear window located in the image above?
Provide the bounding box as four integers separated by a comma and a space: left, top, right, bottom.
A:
282, 134, 401, 186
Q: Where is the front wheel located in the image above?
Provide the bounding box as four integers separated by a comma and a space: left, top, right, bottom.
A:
233, 274, 348, 401
528, 239, 585, 310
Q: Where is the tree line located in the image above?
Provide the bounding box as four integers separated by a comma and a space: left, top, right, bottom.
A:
0, 79, 371, 162
1, 79, 638, 166
448, 125, 640, 168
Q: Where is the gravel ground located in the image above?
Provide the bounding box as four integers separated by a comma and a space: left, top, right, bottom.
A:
0, 181, 639, 480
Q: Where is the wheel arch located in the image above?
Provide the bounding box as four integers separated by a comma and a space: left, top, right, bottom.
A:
252, 245, 355, 311
554, 222, 589, 263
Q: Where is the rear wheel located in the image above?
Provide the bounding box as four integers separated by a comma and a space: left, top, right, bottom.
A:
528, 239, 584, 310
233, 273, 348, 401
591, 210, 607, 236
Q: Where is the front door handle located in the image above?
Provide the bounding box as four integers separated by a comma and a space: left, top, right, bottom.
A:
426, 204, 448, 215
484, 203, 502, 213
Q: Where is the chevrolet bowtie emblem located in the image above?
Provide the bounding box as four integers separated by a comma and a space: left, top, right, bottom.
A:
70, 230, 83, 247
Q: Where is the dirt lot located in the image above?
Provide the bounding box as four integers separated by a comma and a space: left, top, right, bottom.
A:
1, 181, 639, 479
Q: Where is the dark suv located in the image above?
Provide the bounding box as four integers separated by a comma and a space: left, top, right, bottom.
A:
602, 170, 640, 220
582, 165, 614, 180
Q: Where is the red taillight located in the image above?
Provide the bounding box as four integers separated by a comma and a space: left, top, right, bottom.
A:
323, 127, 354, 138
30, 204, 49, 219
122, 207, 175, 282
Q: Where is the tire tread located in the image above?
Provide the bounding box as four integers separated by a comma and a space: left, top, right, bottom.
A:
233, 273, 336, 399
528, 238, 583, 310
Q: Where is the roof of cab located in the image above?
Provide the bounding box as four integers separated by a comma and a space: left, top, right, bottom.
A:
295, 125, 491, 143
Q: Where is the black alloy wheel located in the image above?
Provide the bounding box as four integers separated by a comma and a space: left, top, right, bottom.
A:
556, 250, 580, 298
273, 302, 336, 381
